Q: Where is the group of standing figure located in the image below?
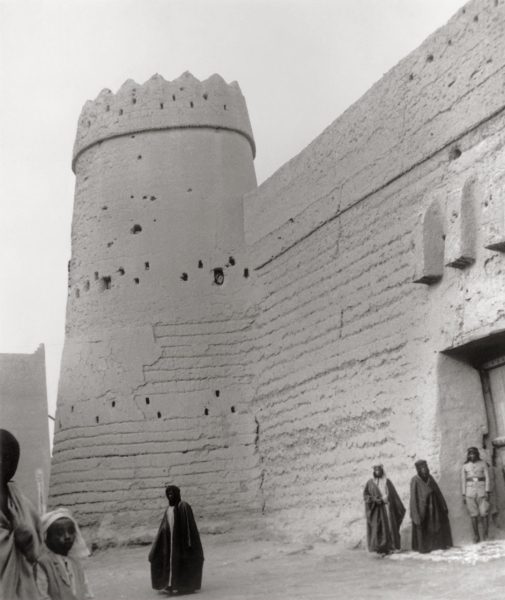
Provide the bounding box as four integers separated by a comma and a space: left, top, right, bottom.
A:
364, 447, 491, 556
2, 424, 494, 598
0, 428, 204, 599
0, 429, 204, 600
0, 429, 94, 600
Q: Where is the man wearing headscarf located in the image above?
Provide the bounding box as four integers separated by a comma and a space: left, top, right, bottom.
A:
0, 429, 43, 599
462, 447, 490, 543
363, 464, 406, 555
149, 485, 204, 594
36, 508, 94, 600
410, 459, 453, 553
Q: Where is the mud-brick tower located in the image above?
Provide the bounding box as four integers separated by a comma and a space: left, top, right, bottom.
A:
50, 72, 261, 540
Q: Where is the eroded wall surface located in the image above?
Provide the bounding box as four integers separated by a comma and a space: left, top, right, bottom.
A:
51, 0, 505, 546
244, 0, 505, 545
50, 73, 261, 539
0, 345, 51, 510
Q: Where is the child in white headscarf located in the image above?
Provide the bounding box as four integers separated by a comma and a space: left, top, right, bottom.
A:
36, 508, 94, 600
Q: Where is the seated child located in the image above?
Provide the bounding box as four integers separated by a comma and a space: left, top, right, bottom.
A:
0, 429, 43, 600
36, 508, 94, 600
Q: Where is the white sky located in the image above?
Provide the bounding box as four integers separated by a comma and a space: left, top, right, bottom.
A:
0, 0, 468, 436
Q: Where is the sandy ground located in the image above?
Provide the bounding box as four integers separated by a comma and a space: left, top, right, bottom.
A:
86, 536, 505, 600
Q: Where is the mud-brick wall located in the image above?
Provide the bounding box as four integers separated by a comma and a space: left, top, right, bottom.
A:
50, 317, 261, 540
244, 0, 505, 545
0, 345, 51, 509
50, 73, 262, 540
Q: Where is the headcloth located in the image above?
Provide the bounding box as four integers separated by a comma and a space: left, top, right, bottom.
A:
41, 508, 90, 559
165, 485, 181, 503
414, 459, 427, 468
372, 464, 388, 495
465, 446, 481, 462
0, 429, 20, 482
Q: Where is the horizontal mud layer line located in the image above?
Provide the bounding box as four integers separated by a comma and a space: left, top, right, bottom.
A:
252, 340, 408, 403
53, 427, 255, 450
51, 444, 257, 464
50, 469, 261, 486
72, 124, 256, 172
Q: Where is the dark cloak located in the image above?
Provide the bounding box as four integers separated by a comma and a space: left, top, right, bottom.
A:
148, 501, 204, 592
410, 474, 453, 553
364, 478, 406, 553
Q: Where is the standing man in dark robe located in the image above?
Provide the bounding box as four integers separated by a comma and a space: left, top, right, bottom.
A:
410, 459, 453, 553
363, 464, 406, 555
149, 485, 204, 594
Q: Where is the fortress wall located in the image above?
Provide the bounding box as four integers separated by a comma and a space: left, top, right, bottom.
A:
244, 0, 505, 544
50, 75, 262, 537
245, 0, 504, 266
0, 345, 51, 510
50, 0, 505, 546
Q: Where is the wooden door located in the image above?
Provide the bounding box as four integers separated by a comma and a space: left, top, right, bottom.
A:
481, 356, 505, 524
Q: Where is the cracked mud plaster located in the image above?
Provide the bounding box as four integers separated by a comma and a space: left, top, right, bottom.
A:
52, 71, 263, 540
55, 326, 162, 430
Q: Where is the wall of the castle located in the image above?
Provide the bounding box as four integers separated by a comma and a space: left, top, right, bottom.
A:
243, 0, 505, 545
72, 72, 255, 171
50, 126, 261, 538
50, 0, 505, 547
0, 345, 51, 511
67, 128, 255, 334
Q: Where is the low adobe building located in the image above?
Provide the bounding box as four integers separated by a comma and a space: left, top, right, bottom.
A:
0, 345, 51, 511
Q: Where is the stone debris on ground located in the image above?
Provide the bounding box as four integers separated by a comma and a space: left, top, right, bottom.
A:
389, 540, 505, 565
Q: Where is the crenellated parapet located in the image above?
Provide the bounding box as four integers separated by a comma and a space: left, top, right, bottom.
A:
72, 71, 256, 172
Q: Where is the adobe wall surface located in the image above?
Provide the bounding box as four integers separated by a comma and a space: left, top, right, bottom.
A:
244, 0, 505, 545
51, 0, 505, 547
0, 345, 51, 510
50, 73, 261, 539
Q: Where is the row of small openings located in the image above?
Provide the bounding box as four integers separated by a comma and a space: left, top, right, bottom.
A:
144, 393, 235, 417
205, 391, 236, 414
94, 407, 237, 420
181, 268, 224, 284
181, 259, 249, 282
127, 194, 157, 200
204, 406, 236, 415
91, 265, 149, 293
77, 261, 248, 296
88, 398, 161, 419
88, 398, 237, 425
144, 398, 162, 418
105, 93, 225, 114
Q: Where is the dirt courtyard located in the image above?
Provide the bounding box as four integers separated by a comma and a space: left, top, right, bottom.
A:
86, 536, 505, 600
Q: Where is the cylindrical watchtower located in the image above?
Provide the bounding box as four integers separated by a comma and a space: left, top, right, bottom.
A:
49, 72, 261, 539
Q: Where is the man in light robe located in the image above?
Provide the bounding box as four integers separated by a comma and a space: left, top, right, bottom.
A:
0, 429, 43, 599
462, 447, 490, 543
410, 459, 453, 553
363, 464, 406, 555
149, 485, 204, 594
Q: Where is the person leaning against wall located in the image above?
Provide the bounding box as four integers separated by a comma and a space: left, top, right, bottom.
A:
462, 447, 491, 543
